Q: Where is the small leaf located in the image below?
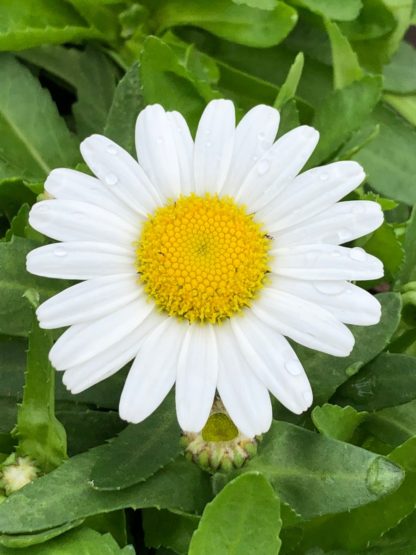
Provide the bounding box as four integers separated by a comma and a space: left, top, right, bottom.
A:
189, 473, 281, 555
235, 421, 404, 519
366, 399, 416, 448
312, 404, 367, 442
274, 52, 304, 108
361, 222, 404, 281
91, 395, 182, 490
324, 19, 363, 89
14, 318, 67, 472
335, 353, 416, 411
143, 509, 199, 555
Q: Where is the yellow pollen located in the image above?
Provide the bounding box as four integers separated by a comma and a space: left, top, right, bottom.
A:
136, 194, 271, 324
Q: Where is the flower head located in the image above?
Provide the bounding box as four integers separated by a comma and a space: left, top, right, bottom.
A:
27, 100, 383, 437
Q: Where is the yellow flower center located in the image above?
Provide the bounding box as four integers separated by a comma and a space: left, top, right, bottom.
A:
136, 194, 271, 323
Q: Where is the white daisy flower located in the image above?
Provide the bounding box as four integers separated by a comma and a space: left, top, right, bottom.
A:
27, 100, 383, 437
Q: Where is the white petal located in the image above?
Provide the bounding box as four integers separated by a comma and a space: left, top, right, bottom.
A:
62, 310, 162, 394
166, 111, 195, 195
275, 201, 383, 247
49, 296, 153, 370
231, 314, 312, 414
271, 244, 384, 281
253, 288, 355, 357
235, 125, 319, 212
81, 134, 161, 217
29, 200, 138, 245
216, 322, 272, 437
221, 104, 280, 196
135, 105, 181, 200
176, 324, 218, 432
119, 318, 186, 424
37, 275, 141, 329
258, 161, 365, 233
27, 241, 135, 280
194, 99, 235, 195
270, 276, 381, 326
45, 169, 138, 226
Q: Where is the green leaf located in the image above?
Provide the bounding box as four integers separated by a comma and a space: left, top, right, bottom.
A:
143, 509, 199, 555
91, 395, 182, 490
0, 0, 103, 51
0, 237, 68, 337
312, 404, 367, 442
300, 436, 416, 551
339, 0, 396, 41
104, 62, 144, 157
14, 319, 67, 472
189, 473, 281, 555
294, 293, 401, 405
232, 0, 278, 8
0, 178, 35, 223
0, 449, 211, 534
274, 52, 304, 108
335, 353, 416, 411
324, 19, 363, 89
0, 54, 79, 179
140, 36, 209, 133
354, 104, 416, 205
384, 92, 416, 127
154, 0, 298, 48
366, 400, 416, 448
235, 421, 403, 519
310, 75, 382, 165
396, 206, 416, 288
288, 0, 362, 21
0, 521, 84, 549
0, 527, 134, 554
360, 222, 404, 281
384, 42, 416, 93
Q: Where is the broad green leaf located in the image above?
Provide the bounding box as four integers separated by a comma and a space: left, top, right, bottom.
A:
300, 436, 416, 550
384, 42, 416, 93
0, 449, 211, 534
0, 0, 103, 51
0, 54, 79, 179
396, 206, 416, 287
366, 400, 416, 448
14, 319, 67, 472
0, 521, 84, 549
189, 473, 281, 555
384, 92, 416, 127
0, 527, 134, 554
324, 19, 363, 89
234, 421, 403, 519
289, 0, 362, 21
312, 404, 367, 442
104, 62, 144, 156
154, 0, 298, 48
336, 353, 416, 411
274, 52, 304, 108
91, 395, 182, 490
0, 237, 68, 337
140, 36, 209, 133
143, 509, 199, 555
310, 75, 382, 165
294, 293, 401, 405
354, 104, 416, 205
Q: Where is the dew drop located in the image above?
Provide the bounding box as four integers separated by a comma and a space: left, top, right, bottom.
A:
313, 281, 346, 296
106, 144, 118, 155
350, 247, 366, 261
257, 160, 270, 176
257, 132, 265, 141
53, 246, 67, 257
337, 229, 351, 243
252, 155, 259, 162
319, 172, 329, 181
105, 173, 118, 186
285, 359, 303, 376
205, 141, 212, 148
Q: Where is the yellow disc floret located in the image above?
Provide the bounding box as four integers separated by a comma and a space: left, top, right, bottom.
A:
136, 194, 271, 323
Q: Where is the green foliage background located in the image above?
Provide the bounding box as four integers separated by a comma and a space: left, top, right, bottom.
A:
1, 0, 416, 553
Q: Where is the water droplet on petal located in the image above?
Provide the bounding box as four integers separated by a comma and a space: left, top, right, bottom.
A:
252, 155, 259, 162
105, 174, 118, 186
319, 173, 329, 181
337, 229, 351, 243
106, 144, 118, 155
285, 359, 303, 376
257, 132, 265, 141
257, 160, 270, 176
205, 141, 212, 148
350, 247, 366, 261
331, 249, 342, 258
53, 246, 67, 257
313, 281, 346, 295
